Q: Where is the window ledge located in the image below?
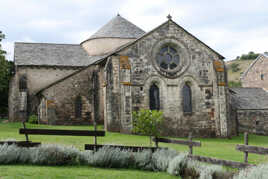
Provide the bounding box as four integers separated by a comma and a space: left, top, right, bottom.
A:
183, 112, 193, 116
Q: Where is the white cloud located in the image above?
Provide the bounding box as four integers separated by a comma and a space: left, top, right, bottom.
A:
0, 0, 267, 61
26, 19, 72, 30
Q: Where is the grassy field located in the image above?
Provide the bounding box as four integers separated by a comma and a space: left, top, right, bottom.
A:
226, 59, 254, 82
1, 122, 268, 178
0, 165, 177, 179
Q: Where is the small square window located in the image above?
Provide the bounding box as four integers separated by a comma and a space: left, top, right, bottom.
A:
261, 74, 264, 80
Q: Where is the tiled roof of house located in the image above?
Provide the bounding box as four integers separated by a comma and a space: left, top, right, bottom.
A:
14, 42, 105, 67
230, 87, 268, 109
88, 14, 145, 40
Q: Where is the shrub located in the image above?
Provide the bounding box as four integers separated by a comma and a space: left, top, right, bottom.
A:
132, 109, 164, 145
131, 149, 153, 170
28, 115, 38, 124
85, 146, 132, 168
30, 144, 80, 165
234, 163, 268, 179
167, 153, 187, 176
0, 142, 239, 178
186, 159, 225, 179
230, 63, 240, 72
151, 148, 178, 171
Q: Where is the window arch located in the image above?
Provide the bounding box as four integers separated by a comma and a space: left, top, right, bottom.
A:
75, 96, 82, 118
182, 83, 192, 113
19, 75, 27, 91
149, 83, 160, 110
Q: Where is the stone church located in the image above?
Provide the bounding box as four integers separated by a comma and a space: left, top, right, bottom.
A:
9, 15, 233, 137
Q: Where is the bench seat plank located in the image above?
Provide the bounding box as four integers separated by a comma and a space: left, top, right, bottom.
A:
19, 128, 105, 136
85, 144, 166, 152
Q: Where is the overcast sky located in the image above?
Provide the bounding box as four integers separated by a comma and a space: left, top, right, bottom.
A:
1, 0, 268, 61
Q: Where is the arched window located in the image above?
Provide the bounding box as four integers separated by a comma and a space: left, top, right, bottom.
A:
149, 83, 160, 110
182, 83, 192, 113
19, 75, 27, 91
75, 96, 82, 118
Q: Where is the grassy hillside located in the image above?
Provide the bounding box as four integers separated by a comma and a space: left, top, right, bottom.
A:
226, 59, 254, 87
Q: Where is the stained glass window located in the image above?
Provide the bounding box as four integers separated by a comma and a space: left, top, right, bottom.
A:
149, 84, 160, 110
182, 83, 192, 113
156, 45, 180, 71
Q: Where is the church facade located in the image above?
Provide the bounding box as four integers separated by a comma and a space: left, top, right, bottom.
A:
9, 15, 232, 137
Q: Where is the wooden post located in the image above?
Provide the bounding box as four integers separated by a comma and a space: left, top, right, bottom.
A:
188, 132, 193, 155
155, 136, 159, 148
244, 132, 248, 163
22, 122, 29, 142
94, 121, 97, 145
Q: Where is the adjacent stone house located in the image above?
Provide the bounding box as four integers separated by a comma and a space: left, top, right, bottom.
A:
230, 88, 268, 135
9, 15, 232, 137
241, 53, 268, 89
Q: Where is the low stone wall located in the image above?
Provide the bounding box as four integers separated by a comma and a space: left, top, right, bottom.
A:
237, 109, 268, 135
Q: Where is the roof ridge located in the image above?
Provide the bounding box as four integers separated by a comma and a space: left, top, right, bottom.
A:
108, 18, 224, 60
83, 15, 145, 42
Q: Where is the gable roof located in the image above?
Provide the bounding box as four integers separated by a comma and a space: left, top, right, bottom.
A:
85, 15, 145, 41
107, 19, 224, 60
14, 42, 104, 67
241, 53, 268, 79
230, 87, 268, 110
37, 17, 225, 94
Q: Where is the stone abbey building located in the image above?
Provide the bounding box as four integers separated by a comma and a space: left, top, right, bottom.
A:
9, 15, 233, 137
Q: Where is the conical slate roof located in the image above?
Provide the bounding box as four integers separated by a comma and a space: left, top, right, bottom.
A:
89, 14, 145, 39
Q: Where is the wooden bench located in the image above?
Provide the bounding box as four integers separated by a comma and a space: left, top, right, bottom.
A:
17, 122, 105, 148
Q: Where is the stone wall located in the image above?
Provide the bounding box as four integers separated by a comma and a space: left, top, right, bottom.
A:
237, 109, 268, 135
8, 66, 79, 122
104, 20, 230, 137
242, 55, 268, 90
81, 38, 135, 56
39, 65, 104, 125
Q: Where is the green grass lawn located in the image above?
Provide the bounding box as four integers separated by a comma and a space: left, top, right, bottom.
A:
1, 122, 268, 178
0, 165, 177, 179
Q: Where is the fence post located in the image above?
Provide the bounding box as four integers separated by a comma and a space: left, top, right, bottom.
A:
22, 121, 29, 142
155, 136, 159, 148
244, 132, 248, 163
94, 121, 97, 145
188, 132, 193, 155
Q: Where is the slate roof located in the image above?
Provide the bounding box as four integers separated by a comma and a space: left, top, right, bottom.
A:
230, 87, 268, 110
14, 42, 105, 67
88, 14, 145, 40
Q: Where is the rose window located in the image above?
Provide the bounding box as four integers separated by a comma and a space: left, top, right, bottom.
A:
156, 45, 180, 71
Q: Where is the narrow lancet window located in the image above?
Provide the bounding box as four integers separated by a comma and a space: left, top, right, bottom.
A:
19, 75, 27, 91
149, 83, 160, 110
75, 96, 82, 118
182, 83, 192, 113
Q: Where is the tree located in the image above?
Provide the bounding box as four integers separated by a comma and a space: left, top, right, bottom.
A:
0, 31, 14, 117
239, 51, 259, 60
132, 109, 164, 146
